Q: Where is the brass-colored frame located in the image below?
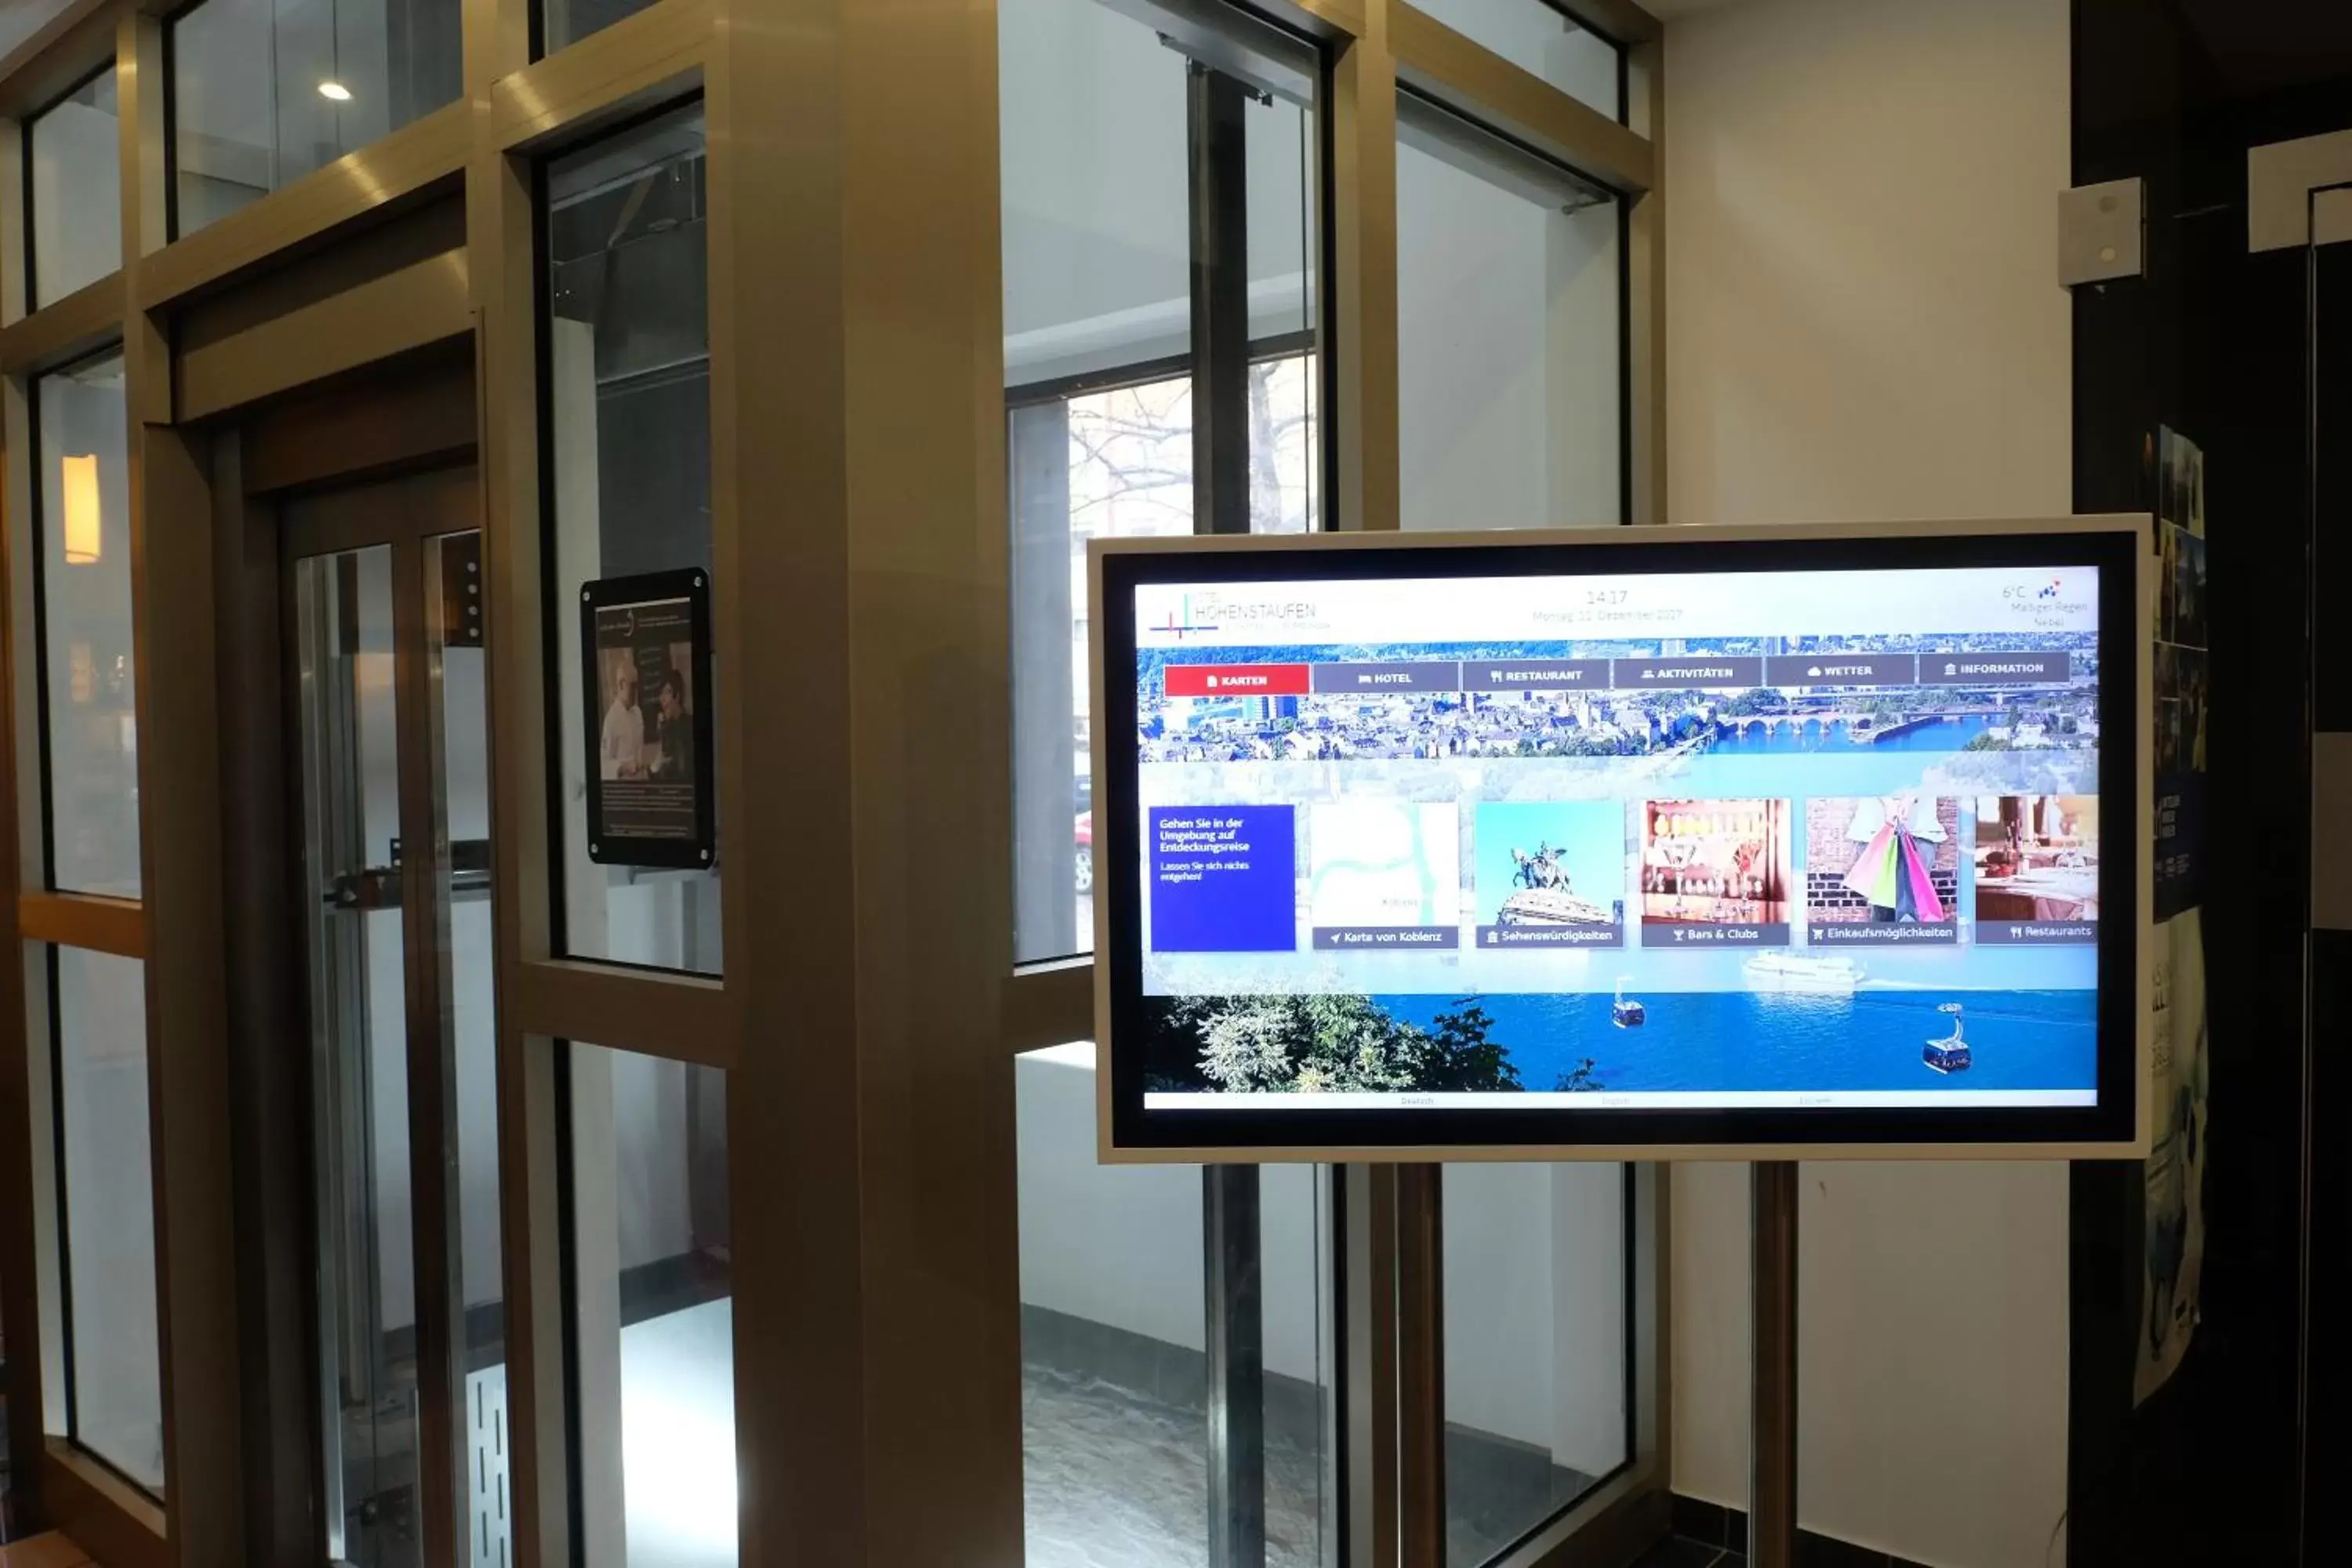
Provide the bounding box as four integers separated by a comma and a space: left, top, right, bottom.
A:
0, 0, 1670, 1563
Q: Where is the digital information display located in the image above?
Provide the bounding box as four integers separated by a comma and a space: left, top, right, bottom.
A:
1095, 522, 2150, 1159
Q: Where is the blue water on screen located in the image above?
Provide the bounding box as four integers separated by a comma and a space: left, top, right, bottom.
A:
1376, 987, 2096, 1094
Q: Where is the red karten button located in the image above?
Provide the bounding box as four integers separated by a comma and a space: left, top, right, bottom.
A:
1163, 663, 1312, 697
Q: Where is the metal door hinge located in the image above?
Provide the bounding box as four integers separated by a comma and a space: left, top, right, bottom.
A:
2060, 178, 2144, 285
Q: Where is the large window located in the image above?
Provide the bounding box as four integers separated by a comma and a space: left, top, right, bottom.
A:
1397, 93, 1622, 532
1004, 0, 1321, 964
34, 349, 139, 898
1018, 1044, 1329, 1566
169, 0, 463, 237
52, 946, 165, 1494
26, 67, 121, 307
545, 104, 718, 975
568, 1043, 735, 1567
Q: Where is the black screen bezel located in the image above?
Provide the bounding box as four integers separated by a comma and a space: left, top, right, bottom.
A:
1100, 527, 2143, 1154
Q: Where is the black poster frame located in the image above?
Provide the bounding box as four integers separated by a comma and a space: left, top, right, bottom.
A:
579, 567, 717, 870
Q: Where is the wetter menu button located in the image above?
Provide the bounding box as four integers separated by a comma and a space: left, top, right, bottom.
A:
1163, 663, 1313, 697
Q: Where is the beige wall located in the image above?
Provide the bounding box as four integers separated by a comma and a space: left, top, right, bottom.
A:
1661, 1, 2074, 1565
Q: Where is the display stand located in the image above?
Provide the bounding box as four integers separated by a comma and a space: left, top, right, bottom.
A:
1751, 1161, 1799, 1568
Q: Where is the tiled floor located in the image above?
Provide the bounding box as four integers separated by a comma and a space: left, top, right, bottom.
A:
1632, 1537, 1744, 1568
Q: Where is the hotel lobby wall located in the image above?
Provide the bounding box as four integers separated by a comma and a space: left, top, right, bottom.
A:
1661, 2, 2074, 1566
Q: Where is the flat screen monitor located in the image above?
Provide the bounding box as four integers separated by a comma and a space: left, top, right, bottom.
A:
1091, 518, 2151, 1161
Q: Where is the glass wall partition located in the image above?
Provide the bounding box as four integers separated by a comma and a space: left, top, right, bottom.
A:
566, 1042, 735, 1568
33, 349, 139, 898
26, 67, 121, 307
169, 0, 464, 237
1440, 1162, 1626, 1564
1409, 1, 1621, 118
544, 103, 718, 975
1017, 1043, 1329, 1566
1396, 93, 1622, 532
50, 945, 165, 1494
1003, 0, 1321, 965
542, 0, 662, 56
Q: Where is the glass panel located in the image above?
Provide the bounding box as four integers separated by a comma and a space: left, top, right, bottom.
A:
567, 1043, 735, 1567
0, 2, 85, 60
169, 0, 464, 237
546, 103, 720, 975
1397, 99, 1621, 532
53, 946, 164, 1494
1409, 0, 1620, 117
1018, 1043, 1329, 1566
1441, 1163, 1625, 1566
27, 69, 121, 307
426, 532, 506, 1566
35, 350, 139, 898
293, 543, 419, 1565
543, 0, 662, 56
1004, 0, 1320, 964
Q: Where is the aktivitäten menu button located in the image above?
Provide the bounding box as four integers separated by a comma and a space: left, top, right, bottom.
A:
1612, 656, 1765, 691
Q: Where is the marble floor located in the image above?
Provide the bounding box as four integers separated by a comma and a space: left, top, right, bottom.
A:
1024, 1361, 1326, 1568
1024, 1359, 1600, 1568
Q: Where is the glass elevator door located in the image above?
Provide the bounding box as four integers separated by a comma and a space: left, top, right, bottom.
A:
286, 467, 499, 1567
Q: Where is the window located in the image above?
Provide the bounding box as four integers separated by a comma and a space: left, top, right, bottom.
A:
545, 104, 718, 975
1409, 1, 1621, 118
567, 1043, 735, 1566
1397, 93, 1621, 532
1441, 1163, 1626, 1563
542, 0, 662, 56
26, 67, 121, 307
169, 0, 463, 237
0, 3, 84, 60
52, 946, 165, 1494
1018, 1044, 1329, 1566
34, 349, 139, 898
1004, 0, 1321, 964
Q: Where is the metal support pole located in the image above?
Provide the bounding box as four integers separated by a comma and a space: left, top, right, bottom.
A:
1189, 62, 1253, 534
1751, 1160, 1800, 1568
1206, 1163, 1267, 1568
1396, 1164, 1446, 1568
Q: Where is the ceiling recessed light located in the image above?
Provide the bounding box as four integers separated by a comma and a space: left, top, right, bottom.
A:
318, 81, 352, 102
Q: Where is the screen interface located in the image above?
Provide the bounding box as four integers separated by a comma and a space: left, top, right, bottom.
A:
1126, 561, 2107, 1116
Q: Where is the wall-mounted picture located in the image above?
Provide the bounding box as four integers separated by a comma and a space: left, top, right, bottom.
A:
582, 568, 717, 869
2169, 527, 2207, 650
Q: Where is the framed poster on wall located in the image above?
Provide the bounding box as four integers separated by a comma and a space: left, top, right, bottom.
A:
580, 568, 717, 869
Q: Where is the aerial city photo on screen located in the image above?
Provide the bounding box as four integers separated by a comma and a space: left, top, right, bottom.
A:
1127, 562, 2105, 1113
